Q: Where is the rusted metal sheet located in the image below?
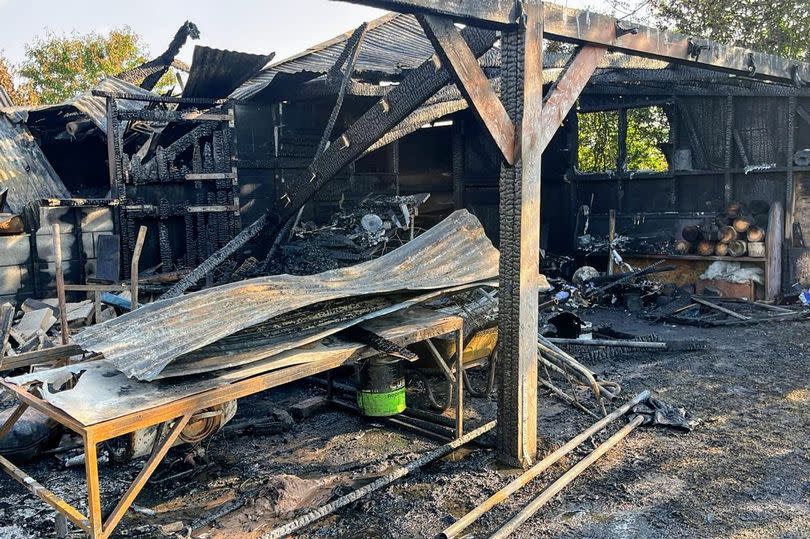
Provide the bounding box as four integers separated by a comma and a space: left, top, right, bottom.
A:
0, 115, 70, 213
74, 210, 499, 380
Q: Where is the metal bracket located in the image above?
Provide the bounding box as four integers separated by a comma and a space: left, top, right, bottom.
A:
615, 21, 638, 38
790, 64, 806, 88
746, 52, 757, 76
687, 39, 709, 61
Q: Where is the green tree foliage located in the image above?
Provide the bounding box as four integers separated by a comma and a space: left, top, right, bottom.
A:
0, 53, 38, 106
18, 27, 148, 104
578, 110, 619, 173
653, 0, 809, 61
627, 106, 669, 172
578, 107, 670, 173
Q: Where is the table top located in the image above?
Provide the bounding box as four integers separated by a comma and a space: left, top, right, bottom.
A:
2, 307, 462, 432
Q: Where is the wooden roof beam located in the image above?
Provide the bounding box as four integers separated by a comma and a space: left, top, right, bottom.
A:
340, 0, 810, 84
418, 14, 516, 164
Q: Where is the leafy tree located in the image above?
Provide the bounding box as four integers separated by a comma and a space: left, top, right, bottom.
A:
578, 110, 619, 173
0, 53, 39, 106
626, 106, 669, 172
652, 0, 809, 61
18, 27, 149, 104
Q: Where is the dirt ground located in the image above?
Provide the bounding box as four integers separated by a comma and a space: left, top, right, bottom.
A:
1, 306, 808, 538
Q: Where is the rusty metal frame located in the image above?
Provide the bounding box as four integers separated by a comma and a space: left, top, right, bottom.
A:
0, 309, 464, 538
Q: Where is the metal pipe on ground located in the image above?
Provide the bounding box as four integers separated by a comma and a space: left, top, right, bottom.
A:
438, 390, 649, 539
488, 414, 645, 539
262, 420, 496, 539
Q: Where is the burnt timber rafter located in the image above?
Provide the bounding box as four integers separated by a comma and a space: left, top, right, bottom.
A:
418, 14, 516, 165
538, 44, 606, 153
343, 0, 810, 84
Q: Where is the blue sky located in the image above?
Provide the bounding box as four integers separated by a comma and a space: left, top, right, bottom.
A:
0, 0, 627, 68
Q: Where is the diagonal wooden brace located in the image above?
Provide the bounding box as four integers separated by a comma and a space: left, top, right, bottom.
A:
418, 14, 516, 165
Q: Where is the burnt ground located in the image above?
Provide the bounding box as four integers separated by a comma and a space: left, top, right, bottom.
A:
1, 306, 809, 538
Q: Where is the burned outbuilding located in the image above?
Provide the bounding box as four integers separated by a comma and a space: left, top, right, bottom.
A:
1, 3, 809, 538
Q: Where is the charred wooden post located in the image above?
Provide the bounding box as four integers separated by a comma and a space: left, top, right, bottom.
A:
496, 1, 542, 468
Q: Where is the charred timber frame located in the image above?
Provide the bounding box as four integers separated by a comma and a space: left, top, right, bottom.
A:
332, 0, 810, 467
343, 0, 810, 84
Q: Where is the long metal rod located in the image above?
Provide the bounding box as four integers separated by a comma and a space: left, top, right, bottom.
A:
439, 390, 649, 539
546, 338, 667, 349
263, 420, 496, 539
489, 414, 645, 539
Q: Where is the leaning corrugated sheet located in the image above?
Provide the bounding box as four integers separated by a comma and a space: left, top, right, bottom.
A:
1, 77, 156, 134
231, 12, 436, 101
0, 115, 70, 213
182, 46, 274, 100
74, 210, 499, 381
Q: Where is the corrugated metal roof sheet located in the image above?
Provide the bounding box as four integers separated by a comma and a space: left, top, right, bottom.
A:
0, 86, 13, 108
74, 210, 499, 381
1, 77, 156, 134
231, 12, 436, 101
183, 46, 275, 100
0, 115, 70, 213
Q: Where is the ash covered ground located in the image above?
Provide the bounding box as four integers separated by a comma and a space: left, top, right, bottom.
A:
1, 307, 808, 538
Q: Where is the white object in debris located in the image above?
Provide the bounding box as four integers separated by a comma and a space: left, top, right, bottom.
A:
700, 261, 764, 285
11, 309, 56, 343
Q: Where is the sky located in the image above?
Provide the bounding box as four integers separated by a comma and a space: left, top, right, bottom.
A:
0, 0, 642, 68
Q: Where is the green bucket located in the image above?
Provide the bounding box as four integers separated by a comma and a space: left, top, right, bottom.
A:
356, 356, 406, 417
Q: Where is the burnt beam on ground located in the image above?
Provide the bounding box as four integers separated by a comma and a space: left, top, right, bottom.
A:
341, 0, 810, 84
418, 14, 515, 164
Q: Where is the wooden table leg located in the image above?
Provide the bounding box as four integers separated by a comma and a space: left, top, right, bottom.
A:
455, 328, 464, 439
83, 435, 103, 538
0, 403, 28, 438
101, 415, 191, 537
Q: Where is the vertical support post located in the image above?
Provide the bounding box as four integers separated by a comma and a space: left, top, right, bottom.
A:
455, 326, 464, 439
83, 435, 103, 538
451, 117, 465, 210
52, 224, 69, 346
723, 95, 734, 207
608, 209, 616, 276
786, 96, 796, 240
496, 0, 542, 468
130, 226, 147, 311
54, 514, 68, 538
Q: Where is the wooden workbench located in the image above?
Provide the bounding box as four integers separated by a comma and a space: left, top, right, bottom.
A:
0, 307, 464, 539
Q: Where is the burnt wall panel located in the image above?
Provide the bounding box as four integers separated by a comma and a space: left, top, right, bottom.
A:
677, 175, 725, 213
623, 178, 673, 213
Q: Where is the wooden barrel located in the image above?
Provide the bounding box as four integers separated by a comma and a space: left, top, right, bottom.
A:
727, 240, 748, 257
718, 226, 738, 243
697, 240, 716, 256
747, 226, 765, 242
